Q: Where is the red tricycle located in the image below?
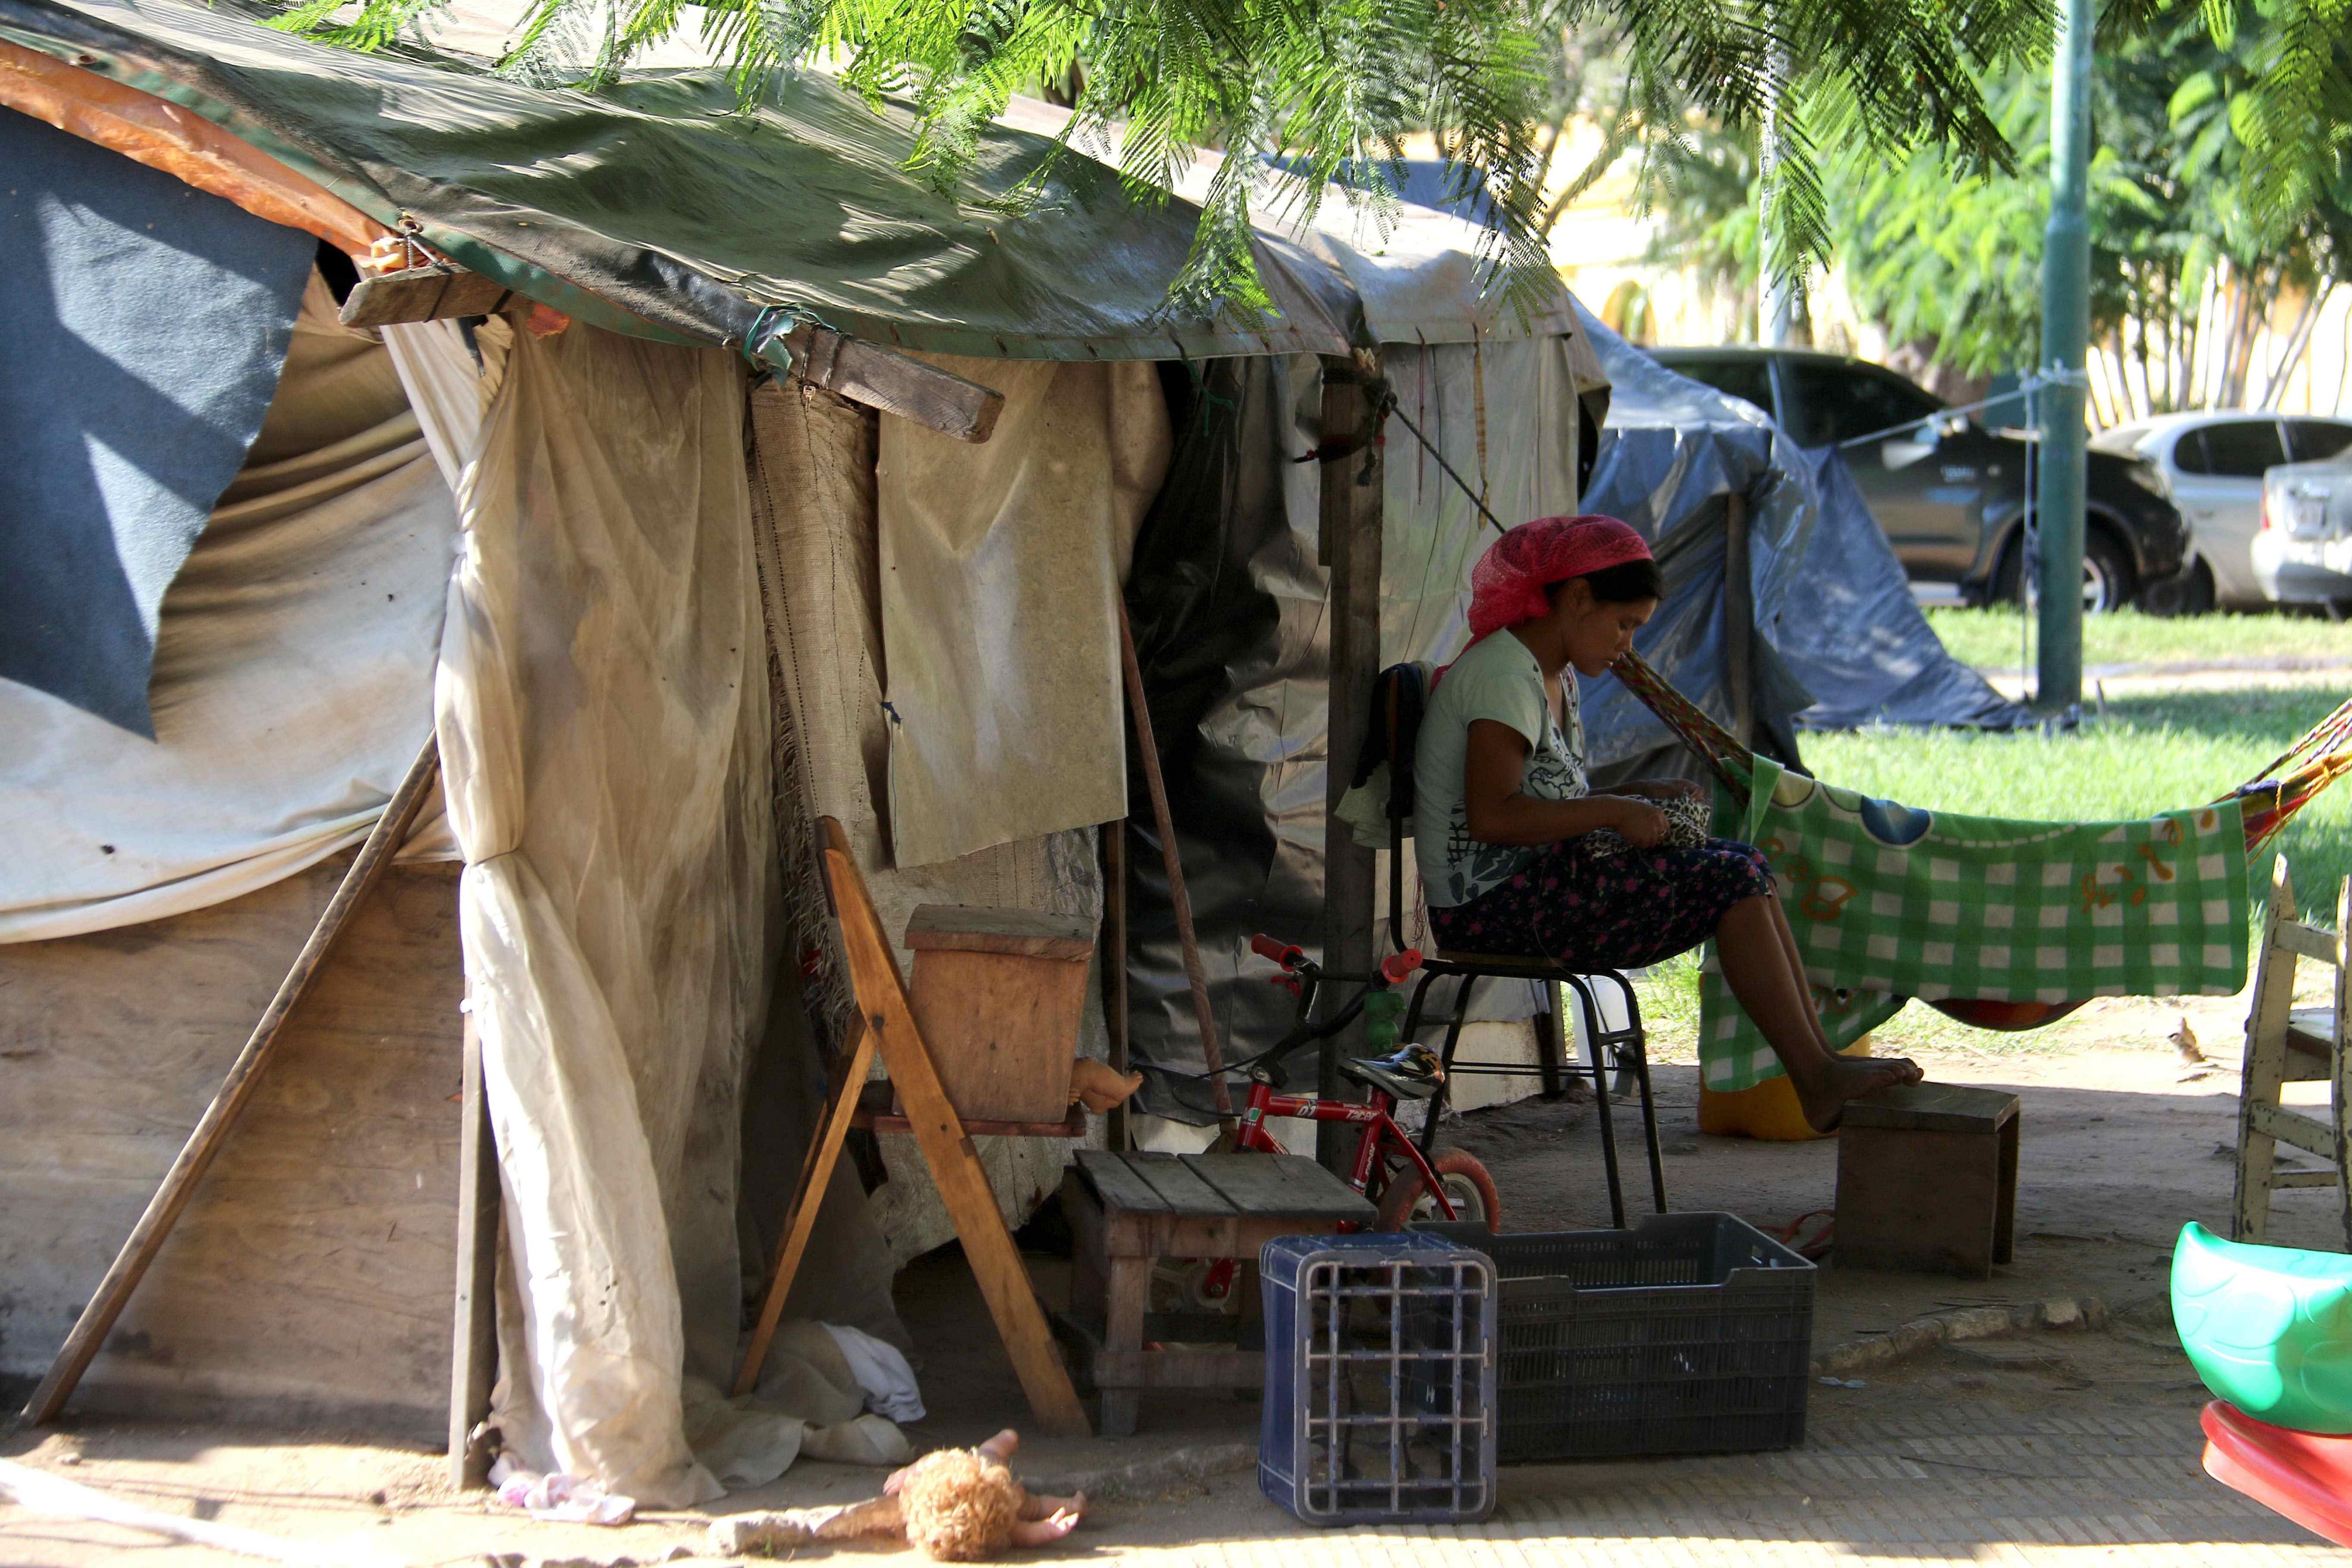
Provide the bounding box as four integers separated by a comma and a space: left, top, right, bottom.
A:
1141, 934, 1500, 1308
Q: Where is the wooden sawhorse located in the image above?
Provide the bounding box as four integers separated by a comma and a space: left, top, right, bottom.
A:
732, 818, 1090, 1434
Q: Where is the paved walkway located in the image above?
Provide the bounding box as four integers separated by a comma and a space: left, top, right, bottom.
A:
1107, 1408, 2347, 1565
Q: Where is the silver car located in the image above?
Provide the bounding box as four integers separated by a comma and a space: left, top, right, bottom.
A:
2257, 449, 2352, 610
2092, 413, 2352, 609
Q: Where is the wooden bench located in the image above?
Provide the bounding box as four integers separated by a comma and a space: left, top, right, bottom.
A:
1835, 1082, 2021, 1278
1061, 1149, 1375, 1435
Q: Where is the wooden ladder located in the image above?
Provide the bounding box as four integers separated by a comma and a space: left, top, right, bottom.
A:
2235, 858, 2352, 1245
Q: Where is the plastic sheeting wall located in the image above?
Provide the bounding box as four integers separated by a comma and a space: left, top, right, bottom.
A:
431, 322, 778, 1504
0, 273, 457, 942
1123, 341, 1598, 1112
1569, 306, 2026, 764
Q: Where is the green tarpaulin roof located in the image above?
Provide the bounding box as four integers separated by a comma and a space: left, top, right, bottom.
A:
0, 0, 1353, 359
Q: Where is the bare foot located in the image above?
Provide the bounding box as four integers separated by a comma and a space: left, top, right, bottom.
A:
977, 1429, 1021, 1465
1792, 1054, 1923, 1133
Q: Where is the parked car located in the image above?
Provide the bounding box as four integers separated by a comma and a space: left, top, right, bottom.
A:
1649, 345, 2190, 613
2257, 447, 2352, 611
2089, 414, 2352, 610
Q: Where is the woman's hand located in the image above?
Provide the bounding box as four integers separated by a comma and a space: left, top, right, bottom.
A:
1607, 796, 1670, 848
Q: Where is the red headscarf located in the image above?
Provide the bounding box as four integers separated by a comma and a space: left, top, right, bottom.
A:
1465, 514, 1653, 645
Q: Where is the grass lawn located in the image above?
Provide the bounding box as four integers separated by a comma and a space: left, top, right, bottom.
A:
1634, 682, 2352, 1060
1924, 606, 2352, 672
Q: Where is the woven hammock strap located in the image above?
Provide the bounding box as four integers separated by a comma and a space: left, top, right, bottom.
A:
1609, 650, 1756, 801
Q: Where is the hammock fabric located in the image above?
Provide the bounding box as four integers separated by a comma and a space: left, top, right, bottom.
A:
1610, 650, 2352, 1034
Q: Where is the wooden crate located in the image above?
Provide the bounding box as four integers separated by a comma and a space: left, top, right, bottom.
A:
906, 905, 1096, 1123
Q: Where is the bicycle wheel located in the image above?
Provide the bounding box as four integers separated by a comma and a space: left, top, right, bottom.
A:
1375, 1148, 1501, 1232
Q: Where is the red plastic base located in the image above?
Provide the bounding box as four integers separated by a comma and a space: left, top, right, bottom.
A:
2201, 1400, 2352, 1546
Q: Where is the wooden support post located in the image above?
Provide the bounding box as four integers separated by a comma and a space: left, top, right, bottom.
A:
22, 738, 442, 1425
732, 1019, 878, 1395
1723, 491, 1756, 748
813, 819, 1090, 1435
448, 1011, 501, 1488
1319, 352, 1384, 1171
1103, 820, 1132, 1154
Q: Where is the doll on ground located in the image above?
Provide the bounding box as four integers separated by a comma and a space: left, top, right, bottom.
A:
708, 1430, 1084, 1562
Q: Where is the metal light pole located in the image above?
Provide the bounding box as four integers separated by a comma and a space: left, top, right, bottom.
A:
1757, 48, 1803, 347
2034, 0, 2094, 711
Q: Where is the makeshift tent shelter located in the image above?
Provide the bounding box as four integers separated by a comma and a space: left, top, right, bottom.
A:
1117, 258, 2027, 1121
0, 0, 1382, 1507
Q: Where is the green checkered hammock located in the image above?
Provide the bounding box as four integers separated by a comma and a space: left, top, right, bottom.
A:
1609, 652, 2352, 1088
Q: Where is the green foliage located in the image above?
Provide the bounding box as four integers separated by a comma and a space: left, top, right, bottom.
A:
1649, 9, 2352, 399
280, 0, 2053, 319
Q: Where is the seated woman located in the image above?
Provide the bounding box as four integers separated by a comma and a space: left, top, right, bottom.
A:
1414, 514, 1923, 1131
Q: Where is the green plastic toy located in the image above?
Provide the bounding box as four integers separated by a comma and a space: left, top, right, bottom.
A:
2173, 1221, 2352, 1433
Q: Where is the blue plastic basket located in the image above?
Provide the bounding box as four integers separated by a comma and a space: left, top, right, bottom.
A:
1258, 1231, 1496, 1526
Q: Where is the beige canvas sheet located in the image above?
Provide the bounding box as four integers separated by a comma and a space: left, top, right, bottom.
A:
875, 356, 1170, 869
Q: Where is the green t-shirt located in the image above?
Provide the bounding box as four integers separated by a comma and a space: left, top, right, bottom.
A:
1413, 631, 1589, 908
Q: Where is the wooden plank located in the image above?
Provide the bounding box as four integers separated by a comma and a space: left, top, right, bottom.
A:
819, 817, 1089, 1436
906, 905, 1094, 957
907, 944, 1089, 1122
2275, 1169, 2342, 1188
1840, 1082, 2020, 1135
447, 1011, 500, 1488
1184, 1153, 1376, 1223
340, 265, 512, 326
2280, 923, 2340, 963
21, 738, 440, 1426
732, 1019, 878, 1396
1074, 1149, 1174, 1214
1092, 1350, 1263, 1390
774, 321, 1003, 443
2237, 857, 2304, 1242
1121, 1151, 1239, 1216
1319, 352, 1384, 1171
2249, 1099, 2337, 1162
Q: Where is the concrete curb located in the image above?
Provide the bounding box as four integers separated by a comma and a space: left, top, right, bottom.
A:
1811, 1296, 2110, 1379
1029, 1441, 1257, 1503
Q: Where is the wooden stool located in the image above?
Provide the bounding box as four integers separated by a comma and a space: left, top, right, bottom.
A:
1061, 1149, 1375, 1436
1835, 1083, 2020, 1278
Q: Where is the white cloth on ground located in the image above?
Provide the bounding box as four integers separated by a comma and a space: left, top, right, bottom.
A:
819, 1322, 926, 1424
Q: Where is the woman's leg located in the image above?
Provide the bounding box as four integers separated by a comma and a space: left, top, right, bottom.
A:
1716, 895, 1922, 1130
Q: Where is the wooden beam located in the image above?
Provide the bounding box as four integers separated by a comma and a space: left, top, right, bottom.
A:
22, 737, 442, 1425
817, 818, 1090, 1435
772, 322, 1004, 443
342, 264, 514, 328
1318, 352, 1383, 1170
447, 1011, 501, 1489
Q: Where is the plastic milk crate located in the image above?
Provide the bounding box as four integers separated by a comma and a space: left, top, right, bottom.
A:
1424, 1212, 1815, 1461
1258, 1231, 1497, 1526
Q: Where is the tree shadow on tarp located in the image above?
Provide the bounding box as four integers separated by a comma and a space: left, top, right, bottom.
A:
0, 106, 312, 737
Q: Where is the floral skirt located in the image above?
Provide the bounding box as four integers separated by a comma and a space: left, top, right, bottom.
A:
1428, 836, 1774, 971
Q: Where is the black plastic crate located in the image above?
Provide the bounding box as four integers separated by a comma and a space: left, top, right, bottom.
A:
1421, 1212, 1814, 1461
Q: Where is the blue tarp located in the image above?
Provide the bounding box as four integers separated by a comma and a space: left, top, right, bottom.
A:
1, 106, 336, 736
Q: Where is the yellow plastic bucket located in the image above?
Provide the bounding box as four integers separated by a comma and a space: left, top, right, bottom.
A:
1696, 1035, 1875, 1142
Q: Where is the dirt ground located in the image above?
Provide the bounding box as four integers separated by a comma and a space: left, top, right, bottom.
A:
9, 1009, 2352, 1566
